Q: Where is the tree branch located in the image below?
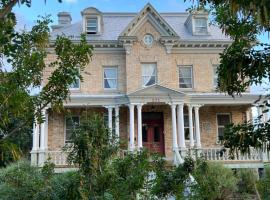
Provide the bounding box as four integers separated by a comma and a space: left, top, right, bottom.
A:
0, 0, 18, 19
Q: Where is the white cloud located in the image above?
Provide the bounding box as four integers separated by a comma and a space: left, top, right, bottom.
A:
63, 0, 78, 3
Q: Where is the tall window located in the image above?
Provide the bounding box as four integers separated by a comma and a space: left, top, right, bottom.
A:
194, 18, 207, 33
69, 68, 80, 89
179, 66, 193, 88
184, 114, 194, 140
142, 63, 157, 87
213, 65, 218, 88
65, 116, 80, 142
86, 18, 98, 34
104, 67, 118, 89
217, 114, 231, 141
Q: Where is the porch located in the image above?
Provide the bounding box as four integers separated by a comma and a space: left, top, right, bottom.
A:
30, 84, 267, 168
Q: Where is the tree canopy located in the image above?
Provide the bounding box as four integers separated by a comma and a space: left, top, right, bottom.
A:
0, 0, 92, 165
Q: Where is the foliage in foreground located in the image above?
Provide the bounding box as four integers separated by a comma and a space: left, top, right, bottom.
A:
257, 167, 270, 200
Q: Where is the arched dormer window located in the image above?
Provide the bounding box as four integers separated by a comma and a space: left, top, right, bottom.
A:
81, 7, 103, 35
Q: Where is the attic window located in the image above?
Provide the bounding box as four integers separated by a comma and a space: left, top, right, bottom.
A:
86, 18, 98, 34
194, 18, 207, 33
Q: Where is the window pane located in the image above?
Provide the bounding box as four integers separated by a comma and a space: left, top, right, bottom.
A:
195, 18, 207, 33
142, 64, 157, 86
104, 68, 117, 79
218, 127, 225, 140
142, 126, 148, 142
184, 115, 189, 127
66, 116, 80, 141
179, 67, 192, 88
69, 78, 80, 89
180, 68, 191, 78
104, 79, 117, 89
184, 128, 190, 140
154, 127, 160, 142
217, 114, 231, 126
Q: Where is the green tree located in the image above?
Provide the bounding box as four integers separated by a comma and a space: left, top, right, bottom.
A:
188, 0, 270, 153
0, 0, 92, 165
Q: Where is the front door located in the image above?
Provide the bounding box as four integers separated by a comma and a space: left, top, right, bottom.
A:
142, 112, 165, 155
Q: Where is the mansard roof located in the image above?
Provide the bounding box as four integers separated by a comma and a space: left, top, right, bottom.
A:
50, 3, 231, 42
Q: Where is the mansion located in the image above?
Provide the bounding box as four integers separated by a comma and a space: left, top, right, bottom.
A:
31, 3, 269, 170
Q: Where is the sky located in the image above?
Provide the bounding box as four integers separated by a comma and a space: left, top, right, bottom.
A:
12, 0, 269, 97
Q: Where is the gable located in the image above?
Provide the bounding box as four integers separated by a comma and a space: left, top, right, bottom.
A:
120, 3, 179, 38
128, 84, 185, 97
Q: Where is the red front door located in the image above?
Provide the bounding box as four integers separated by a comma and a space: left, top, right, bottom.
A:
142, 112, 165, 155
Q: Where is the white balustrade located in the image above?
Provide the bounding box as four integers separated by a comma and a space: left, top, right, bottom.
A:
47, 151, 69, 166
201, 148, 263, 162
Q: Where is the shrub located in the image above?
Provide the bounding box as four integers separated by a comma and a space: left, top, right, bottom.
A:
236, 169, 257, 195
257, 167, 270, 200
191, 162, 238, 200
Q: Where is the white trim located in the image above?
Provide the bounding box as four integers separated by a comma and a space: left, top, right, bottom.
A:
179, 65, 193, 89
103, 66, 118, 90
216, 113, 231, 143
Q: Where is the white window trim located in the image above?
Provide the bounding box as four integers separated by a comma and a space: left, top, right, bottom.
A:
86, 17, 98, 34
193, 17, 209, 35
64, 115, 80, 143
179, 65, 193, 89
83, 15, 101, 35
213, 65, 218, 89
216, 113, 231, 143
103, 66, 118, 90
141, 63, 157, 87
69, 68, 80, 91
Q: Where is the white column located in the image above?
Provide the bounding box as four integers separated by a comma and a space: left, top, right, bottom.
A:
31, 120, 39, 166
177, 104, 186, 149
115, 106, 120, 139
171, 104, 178, 150
108, 106, 113, 132
129, 104, 135, 151
137, 104, 143, 150
188, 105, 194, 148
39, 108, 48, 166
194, 105, 201, 148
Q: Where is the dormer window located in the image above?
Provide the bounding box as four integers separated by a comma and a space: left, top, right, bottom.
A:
81, 7, 103, 35
86, 18, 98, 34
194, 18, 207, 33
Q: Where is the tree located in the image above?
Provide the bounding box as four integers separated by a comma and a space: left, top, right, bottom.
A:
189, 0, 270, 153
0, 0, 92, 165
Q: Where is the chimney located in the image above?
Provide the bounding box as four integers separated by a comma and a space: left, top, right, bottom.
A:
51, 12, 72, 31
58, 12, 72, 25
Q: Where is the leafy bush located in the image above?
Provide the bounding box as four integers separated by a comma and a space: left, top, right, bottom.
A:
191, 161, 237, 200
236, 169, 257, 195
257, 167, 270, 200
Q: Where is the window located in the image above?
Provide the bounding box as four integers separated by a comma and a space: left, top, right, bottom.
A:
184, 114, 195, 140
142, 63, 157, 87
104, 67, 118, 89
179, 66, 193, 88
86, 18, 98, 34
194, 18, 207, 33
65, 116, 80, 142
69, 68, 80, 89
213, 65, 218, 88
217, 114, 231, 141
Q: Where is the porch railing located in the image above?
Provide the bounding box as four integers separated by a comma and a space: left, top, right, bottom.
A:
47, 151, 69, 166
201, 148, 263, 162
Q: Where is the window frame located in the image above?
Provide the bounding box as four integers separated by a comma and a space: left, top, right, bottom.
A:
69, 67, 80, 91
179, 65, 193, 89
194, 17, 208, 34
141, 63, 157, 87
103, 66, 118, 90
216, 113, 231, 142
86, 17, 98, 34
183, 113, 195, 141
213, 65, 218, 89
64, 115, 80, 143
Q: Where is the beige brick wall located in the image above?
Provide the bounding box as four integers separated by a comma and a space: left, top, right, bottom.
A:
43, 21, 221, 94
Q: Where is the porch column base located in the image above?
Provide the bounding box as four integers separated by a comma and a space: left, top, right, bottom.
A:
38, 150, 47, 167
30, 150, 38, 166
